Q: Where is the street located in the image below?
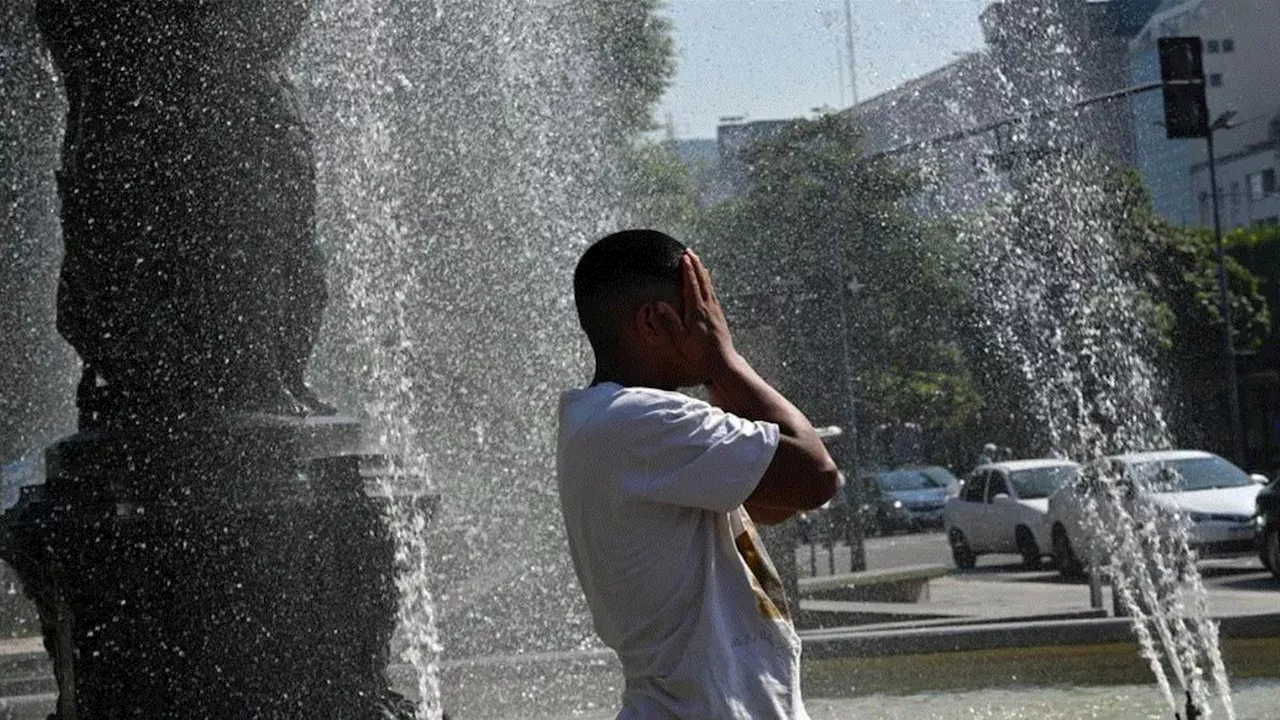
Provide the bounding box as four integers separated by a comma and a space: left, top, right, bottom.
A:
795, 529, 1279, 593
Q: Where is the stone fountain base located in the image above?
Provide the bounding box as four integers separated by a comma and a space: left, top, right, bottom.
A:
1, 417, 424, 719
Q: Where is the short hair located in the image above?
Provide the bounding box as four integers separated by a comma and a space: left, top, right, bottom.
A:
573, 229, 687, 351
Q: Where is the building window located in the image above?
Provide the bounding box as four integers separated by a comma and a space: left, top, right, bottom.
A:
1209, 73, 1224, 87
1222, 38, 1235, 53
1248, 169, 1277, 201
1207, 39, 1220, 53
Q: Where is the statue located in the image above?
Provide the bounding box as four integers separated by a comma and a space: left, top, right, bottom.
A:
37, 0, 332, 430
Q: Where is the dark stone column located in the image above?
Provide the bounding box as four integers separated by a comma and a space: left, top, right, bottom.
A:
0, 2, 428, 717
37, 0, 329, 429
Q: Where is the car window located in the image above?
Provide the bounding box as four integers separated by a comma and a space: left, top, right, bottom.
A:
917, 466, 958, 488
1008, 466, 1077, 500
986, 474, 1009, 502
1131, 457, 1252, 492
875, 470, 941, 492
961, 472, 987, 502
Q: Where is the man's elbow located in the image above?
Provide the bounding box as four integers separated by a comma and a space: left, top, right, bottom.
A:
799, 466, 841, 511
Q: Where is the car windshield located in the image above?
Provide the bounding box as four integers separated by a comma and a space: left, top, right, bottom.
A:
875, 471, 941, 492
1131, 456, 1252, 492
1008, 466, 1076, 499
915, 466, 959, 487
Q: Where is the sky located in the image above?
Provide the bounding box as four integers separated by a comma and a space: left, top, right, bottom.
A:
657, 0, 995, 138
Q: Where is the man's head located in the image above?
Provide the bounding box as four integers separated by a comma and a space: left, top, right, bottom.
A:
573, 229, 698, 388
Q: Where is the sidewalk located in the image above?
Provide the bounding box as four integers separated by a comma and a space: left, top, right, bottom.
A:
795, 558, 1280, 658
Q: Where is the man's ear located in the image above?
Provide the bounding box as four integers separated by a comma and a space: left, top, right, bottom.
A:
634, 303, 666, 346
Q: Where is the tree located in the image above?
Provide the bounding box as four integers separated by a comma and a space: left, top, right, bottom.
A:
956, 166, 1270, 457
587, 0, 677, 138
621, 140, 698, 233
1226, 225, 1280, 346
1104, 171, 1270, 354
696, 114, 982, 470
1106, 173, 1270, 451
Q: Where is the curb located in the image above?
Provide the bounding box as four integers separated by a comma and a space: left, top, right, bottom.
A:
800, 611, 1280, 659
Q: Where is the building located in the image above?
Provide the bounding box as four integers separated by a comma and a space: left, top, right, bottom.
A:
842, 51, 1006, 216
843, 0, 1150, 216
1128, 0, 1280, 228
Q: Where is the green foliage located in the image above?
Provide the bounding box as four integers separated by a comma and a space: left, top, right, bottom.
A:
621, 141, 698, 233
868, 345, 983, 436
587, 0, 677, 137
1103, 171, 1271, 353
1226, 225, 1280, 345
696, 115, 981, 466
1084, 170, 1271, 450
680, 122, 1270, 465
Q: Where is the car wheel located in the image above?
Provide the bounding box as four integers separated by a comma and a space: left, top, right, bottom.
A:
949, 529, 977, 570
1016, 527, 1042, 570
1052, 524, 1084, 580
1263, 525, 1280, 581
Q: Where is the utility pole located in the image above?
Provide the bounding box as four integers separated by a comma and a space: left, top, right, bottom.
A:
1205, 112, 1247, 466
843, 0, 858, 105
836, 47, 847, 107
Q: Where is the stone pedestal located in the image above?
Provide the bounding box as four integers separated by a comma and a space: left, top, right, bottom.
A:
1, 418, 424, 718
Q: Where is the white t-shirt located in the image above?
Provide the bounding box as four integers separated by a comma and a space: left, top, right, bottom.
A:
556, 382, 808, 720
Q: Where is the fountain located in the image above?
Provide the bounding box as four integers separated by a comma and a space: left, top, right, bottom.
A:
2, 0, 622, 716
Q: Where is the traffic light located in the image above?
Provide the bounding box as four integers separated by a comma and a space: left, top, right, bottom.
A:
1158, 37, 1208, 139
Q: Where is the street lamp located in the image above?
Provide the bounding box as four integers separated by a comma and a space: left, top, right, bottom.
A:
1205, 109, 1246, 466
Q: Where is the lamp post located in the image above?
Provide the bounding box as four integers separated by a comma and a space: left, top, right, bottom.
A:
835, 269, 866, 572
1205, 109, 1247, 466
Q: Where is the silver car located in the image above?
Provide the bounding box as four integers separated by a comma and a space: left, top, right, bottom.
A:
1046, 450, 1265, 578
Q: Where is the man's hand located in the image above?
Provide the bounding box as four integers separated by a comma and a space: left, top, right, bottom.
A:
656, 251, 736, 383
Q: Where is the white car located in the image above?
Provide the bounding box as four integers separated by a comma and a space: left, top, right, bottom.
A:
1046, 450, 1265, 578
944, 459, 1079, 569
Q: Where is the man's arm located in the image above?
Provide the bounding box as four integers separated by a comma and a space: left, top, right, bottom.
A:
659, 252, 840, 521
708, 354, 841, 518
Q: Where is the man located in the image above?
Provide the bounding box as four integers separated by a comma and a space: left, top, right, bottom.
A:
977, 443, 998, 467
556, 229, 840, 718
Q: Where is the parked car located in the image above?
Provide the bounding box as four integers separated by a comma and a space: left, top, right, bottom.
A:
1047, 450, 1265, 579
907, 465, 962, 498
1257, 475, 1280, 580
854, 468, 949, 535
944, 459, 1078, 569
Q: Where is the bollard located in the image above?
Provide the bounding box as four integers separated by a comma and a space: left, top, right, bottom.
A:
826, 514, 837, 575
1088, 566, 1103, 610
